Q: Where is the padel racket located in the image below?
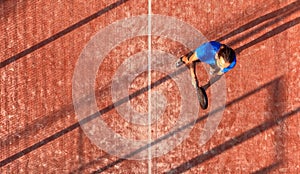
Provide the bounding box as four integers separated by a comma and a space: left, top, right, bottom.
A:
196, 86, 208, 110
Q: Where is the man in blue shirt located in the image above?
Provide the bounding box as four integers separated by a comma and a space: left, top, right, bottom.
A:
176, 41, 236, 88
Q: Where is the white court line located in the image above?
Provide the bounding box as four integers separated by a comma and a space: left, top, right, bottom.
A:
147, 0, 152, 173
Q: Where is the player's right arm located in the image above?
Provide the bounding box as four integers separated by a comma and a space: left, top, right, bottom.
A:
189, 63, 198, 88
186, 53, 199, 88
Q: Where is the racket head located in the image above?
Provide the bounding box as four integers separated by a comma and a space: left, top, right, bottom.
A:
197, 86, 208, 110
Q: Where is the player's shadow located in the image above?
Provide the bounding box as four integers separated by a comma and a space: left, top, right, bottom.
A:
0, 0, 130, 68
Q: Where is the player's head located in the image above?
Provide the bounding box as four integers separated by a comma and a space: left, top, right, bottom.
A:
215, 44, 236, 68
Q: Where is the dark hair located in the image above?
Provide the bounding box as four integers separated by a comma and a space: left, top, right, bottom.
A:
217, 44, 236, 63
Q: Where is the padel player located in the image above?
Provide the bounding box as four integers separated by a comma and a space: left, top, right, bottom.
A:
176, 41, 236, 88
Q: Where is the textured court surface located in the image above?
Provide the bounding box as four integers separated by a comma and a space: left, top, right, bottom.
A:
1, 0, 300, 173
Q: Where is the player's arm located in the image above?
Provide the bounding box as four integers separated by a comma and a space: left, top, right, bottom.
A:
181, 52, 199, 88
189, 62, 198, 88
187, 53, 199, 88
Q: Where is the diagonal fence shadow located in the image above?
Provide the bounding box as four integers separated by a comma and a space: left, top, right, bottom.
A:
0, 0, 130, 69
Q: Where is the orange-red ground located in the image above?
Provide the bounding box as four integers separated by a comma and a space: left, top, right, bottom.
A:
1, 0, 299, 173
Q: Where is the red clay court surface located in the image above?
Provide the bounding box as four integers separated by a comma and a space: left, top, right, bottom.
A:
1, 0, 300, 173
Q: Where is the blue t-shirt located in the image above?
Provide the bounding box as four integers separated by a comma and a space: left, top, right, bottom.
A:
195, 41, 236, 73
